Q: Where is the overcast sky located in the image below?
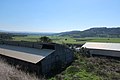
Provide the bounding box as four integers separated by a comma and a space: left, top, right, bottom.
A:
0, 0, 120, 32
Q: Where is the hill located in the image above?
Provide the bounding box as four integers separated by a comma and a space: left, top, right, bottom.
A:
58, 27, 120, 38
1, 27, 120, 38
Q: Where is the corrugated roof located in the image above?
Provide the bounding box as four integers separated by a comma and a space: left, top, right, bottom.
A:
0, 45, 55, 64
82, 42, 120, 51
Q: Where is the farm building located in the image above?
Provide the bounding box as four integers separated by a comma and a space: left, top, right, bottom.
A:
82, 42, 120, 57
0, 41, 73, 75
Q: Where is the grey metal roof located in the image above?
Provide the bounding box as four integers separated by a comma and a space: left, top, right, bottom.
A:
82, 42, 120, 51
0, 45, 55, 64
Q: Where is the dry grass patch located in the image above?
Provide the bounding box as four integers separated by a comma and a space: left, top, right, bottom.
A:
0, 59, 45, 80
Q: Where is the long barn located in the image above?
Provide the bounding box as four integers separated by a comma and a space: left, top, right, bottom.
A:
82, 42, 120, 57
0, 41, 73, 75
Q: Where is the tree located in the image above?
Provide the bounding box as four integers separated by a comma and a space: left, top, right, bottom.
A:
0, 33, 13, 40
65, 38, 67, 41
39, 36, 52, 43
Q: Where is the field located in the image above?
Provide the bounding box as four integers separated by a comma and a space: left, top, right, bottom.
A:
13, 35, 120, 44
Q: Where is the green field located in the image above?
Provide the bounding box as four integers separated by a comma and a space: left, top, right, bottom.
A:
13, 35, 120, 44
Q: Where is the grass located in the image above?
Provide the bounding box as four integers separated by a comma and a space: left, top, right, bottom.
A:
13, 35, 120, 44
0, 58, 45, 80
13, 36, 39, 42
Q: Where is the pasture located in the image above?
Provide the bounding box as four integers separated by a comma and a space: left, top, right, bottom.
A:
13, 35, 120, 44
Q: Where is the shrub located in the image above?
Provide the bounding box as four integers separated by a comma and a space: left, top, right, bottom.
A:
66, 66, 79, 75
74, 70, 101, 80
80, 47, 90, 57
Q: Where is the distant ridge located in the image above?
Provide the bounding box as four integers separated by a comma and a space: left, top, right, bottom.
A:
57, 27, 120, 38
1, 27, 120, 37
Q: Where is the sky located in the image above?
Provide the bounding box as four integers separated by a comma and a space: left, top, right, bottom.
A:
0, 0, 120, 32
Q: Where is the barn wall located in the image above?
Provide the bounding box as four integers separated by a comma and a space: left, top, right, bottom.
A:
90, 49, 120, 57
54, 44, 73, 63
0, 40, 4, 44
41, 52, 54, 74
0, 54, 42, 75
41, 44, 73, 74
0, 41, 47, 49
41, 51, 61, 74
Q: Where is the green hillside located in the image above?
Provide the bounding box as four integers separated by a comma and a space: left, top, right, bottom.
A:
58, 27, 120, 38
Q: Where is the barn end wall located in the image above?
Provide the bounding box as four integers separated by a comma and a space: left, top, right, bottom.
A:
89, 49, 120, 57
41, 44, 73, 75
55, 44, 73, 63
